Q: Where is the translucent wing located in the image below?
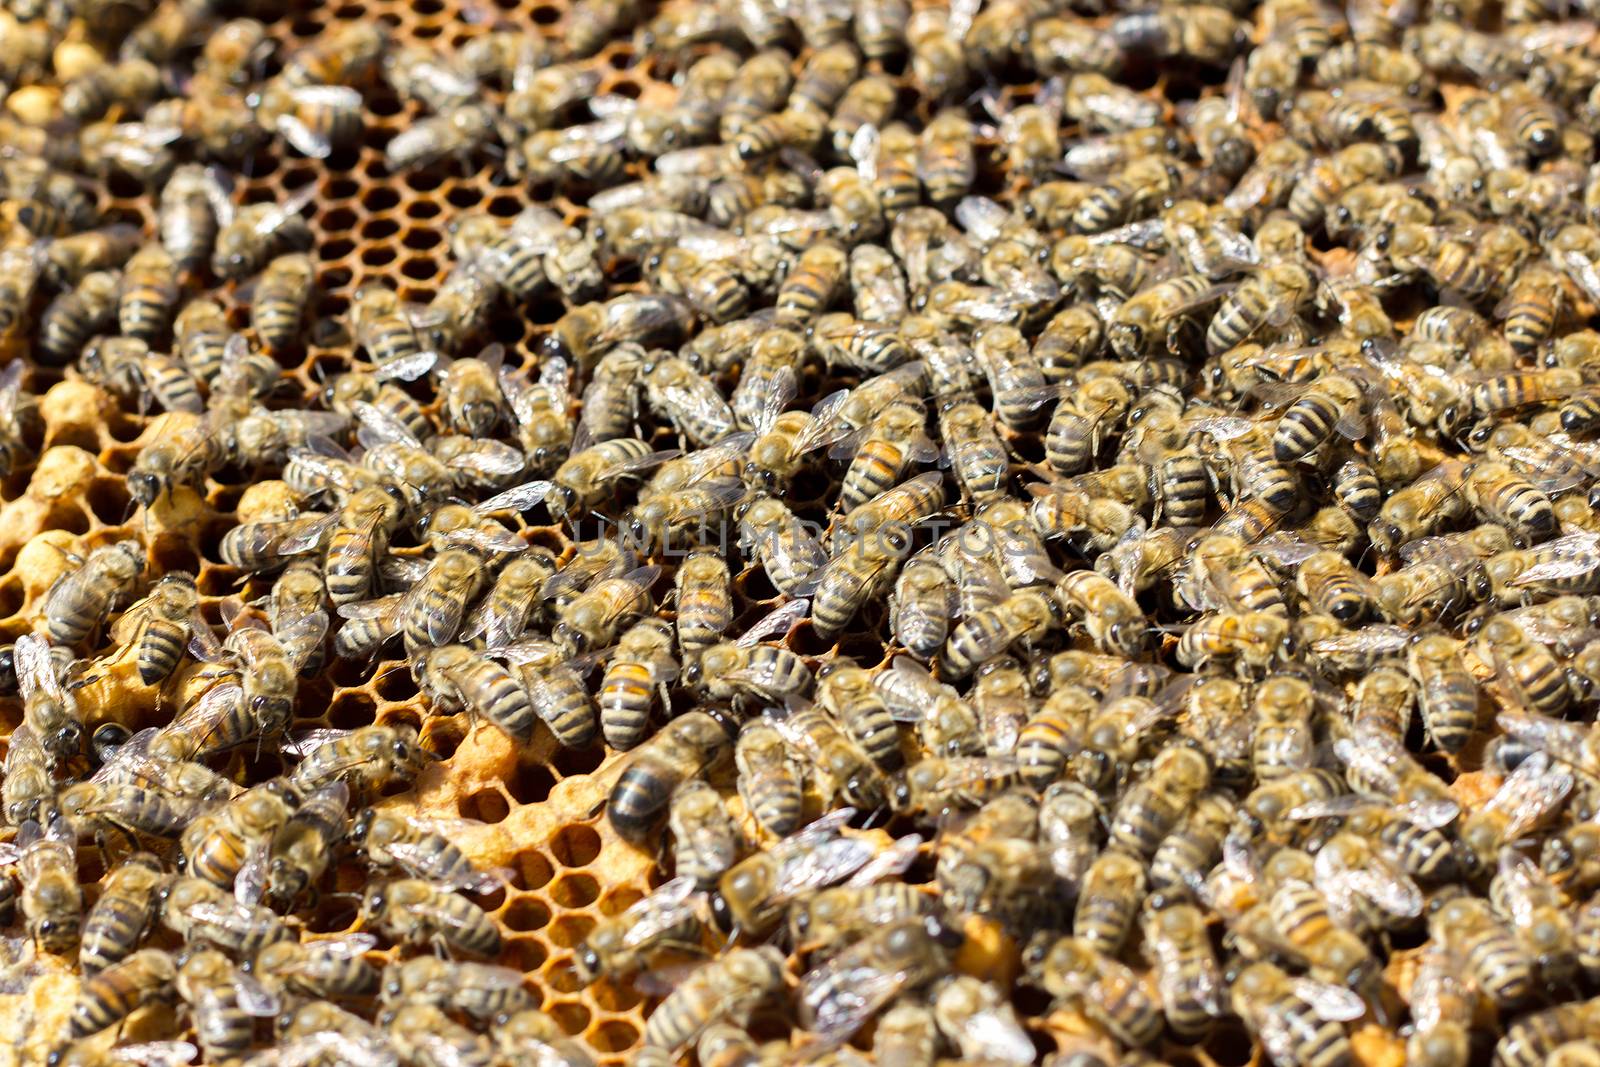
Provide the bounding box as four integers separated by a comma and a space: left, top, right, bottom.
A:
848, 124, 879, 181
280, 729, 354, 759
236, 971, 282, 1016
1510, 532, 1600, 586
738, 599, 810, 646
235, 843, 269, 906
1292, 978, 1367, 1021
14, 634, 67, 704
109, 1041, 198, 1067
597, 448, 680, 481
439, 522, 528, 556
374, 350, 439, 382
960, 1004, 1036, 1064
352, 400, 422, 449
385, 839, 507, 893
1495, 710, 1590, 765
474, 480, 554, 514
1495, 849, 1552, 928
621, 876, 705, 948
803, 957, 914, 1041
256, 185, 316, 235
299, 932, 377, 959
1486, 751, 1574, 839
845, 834, 922, 887
439, 439, 528, 481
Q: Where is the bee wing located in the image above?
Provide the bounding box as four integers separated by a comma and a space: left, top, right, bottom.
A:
275, 513, 341, 556
107, 1041, 199, 1067
1346, 856, 1423, 918
307, 932, 379, 959
598, 448, 681, 481
274, 113, 335, 158
441, 522, 529, 555
962, 1004, 1037, 1064
848, 123, 879, 181
385, 841, 505, 893
1495, 710, 1590, 764
352, 400, 422, 449
994, 527, 1064, 586
738, 599, 810, 647
236, 971, 283, 1016
1495, 848, 1552, 928
1554, 248, 1600, 305
621, 876, 705, 947
1291, 978, 1367, 1022
337, 593, 404, 625
953, 195, 1011, 244
749, 366, 799, 437
1309, 624, 1411, 662
1088, 218, 1164, 249
202, 166, 237, 226
275, 1033, 398, 1067
0, 360, 22, 416
370, 349, 439, 382
802, 956, 913, 1041
1286, 793, 1381, 823
13, 634, 66, 703
844, 833, 922, 887
253, 184, 316, 236
473, 480, 555, 515
1508, 531, 1600, 586
1489, 752, 1575, 838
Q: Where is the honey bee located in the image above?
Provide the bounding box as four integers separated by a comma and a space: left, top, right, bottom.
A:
669, 779, 743, 891
361, 877, 502, 957
4, 813, 81, 955
1457, 749, 1575, 877
646, 947, 787, 1052
728, 719, 806, 841
39, 272, 120, 367
1054, 570, 1151, 659
211, 186, 315, 280
739, 496, 829, 598
162, 875, 292, 954
112, 243, 179, 346
609, 709, 734, 844
1491, 849, 1578, 987
380, 956, 534, 1024
275, 1000, 394, 1066
417, 642, 540, 746
692, 608, 814, 705
1407, 632, 1479, 754
280, 23, 386, 86
14, 633, 81, 772
177, 948, 281, 1062
1231, 961, 1364, 1067
280, 723, 425, 806
66, 948, 177, 1040
1029, 935, 1162, 1049
253, 933, 380, 999
78, 852, 166, 977
80, 336, 203, 415
108, 572, 200, 686
943, 587, 1061, 678
477, 437, 673, 523
1494, 999, 1600, 1067
384, 1001, 496, 1065
352, 807, 505, 894
178, 778, 296, 889
1430, 895, 1536, 1010
244, 252, 316, 351
569, 873, 704, 989
800, 917, 960, 1044
1368, 460, 1472, 554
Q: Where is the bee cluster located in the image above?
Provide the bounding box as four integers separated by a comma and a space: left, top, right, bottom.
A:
11, 0, 1600, 1063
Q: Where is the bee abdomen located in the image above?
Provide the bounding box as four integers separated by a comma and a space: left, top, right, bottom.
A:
599, 661, 654, 751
